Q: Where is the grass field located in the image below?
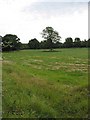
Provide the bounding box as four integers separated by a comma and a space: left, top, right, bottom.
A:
2, 48, 88, 118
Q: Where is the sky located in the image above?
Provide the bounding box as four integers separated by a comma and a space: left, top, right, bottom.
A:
0, 0, 89, 43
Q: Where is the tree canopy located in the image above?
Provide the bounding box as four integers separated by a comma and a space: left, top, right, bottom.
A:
28, 38, 40, 49
1, 29, 89, 51
74, 37, 81, 47
2, 34, 21, 51
41, 27, 61, 51
0, 36, 2, 52
64, 37, 73, 48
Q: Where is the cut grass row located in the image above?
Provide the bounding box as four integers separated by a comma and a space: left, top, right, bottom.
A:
2, 48, 88, 118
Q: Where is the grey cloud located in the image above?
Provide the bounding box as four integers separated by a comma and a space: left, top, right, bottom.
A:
22, 2, 87, 18
23, 2, 88, 19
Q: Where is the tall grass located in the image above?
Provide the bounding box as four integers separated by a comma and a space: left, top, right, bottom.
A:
2, 48, 88, 118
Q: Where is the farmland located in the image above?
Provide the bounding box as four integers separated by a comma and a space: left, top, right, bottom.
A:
2, 48, 88, 118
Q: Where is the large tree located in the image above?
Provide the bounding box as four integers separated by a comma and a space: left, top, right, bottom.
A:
28, 38, 40, 49
2, 34, 21, 51
41, 27, 61, 51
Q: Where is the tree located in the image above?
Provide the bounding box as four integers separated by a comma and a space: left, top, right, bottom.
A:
2, 34, 21, 51
40, 40, 47, 49
81, 39, 87, 48
53, 41, 63, 48
74, 37, 81, 47
41, 27, 61, 51
64, 37, 73, 48
0, 36, 2, 52
87, 38, 90, 47
28, 38, 40, 49
21, 43, 29, 50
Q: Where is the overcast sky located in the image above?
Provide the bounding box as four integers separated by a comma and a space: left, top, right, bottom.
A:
0, 0, 88, 43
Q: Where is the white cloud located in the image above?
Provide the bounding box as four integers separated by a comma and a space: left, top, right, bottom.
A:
0, 0, 88, 43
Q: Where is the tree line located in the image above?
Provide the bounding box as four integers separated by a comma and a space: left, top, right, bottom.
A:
0, 26, 90, 51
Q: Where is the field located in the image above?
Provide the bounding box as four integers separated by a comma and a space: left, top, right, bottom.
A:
2, 48, 88, 118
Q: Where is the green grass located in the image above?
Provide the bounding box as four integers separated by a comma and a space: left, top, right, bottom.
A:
0, 52, 2, 118
2, 48, 88, 118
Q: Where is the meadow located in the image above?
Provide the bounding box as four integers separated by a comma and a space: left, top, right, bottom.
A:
2, 48, 88, 118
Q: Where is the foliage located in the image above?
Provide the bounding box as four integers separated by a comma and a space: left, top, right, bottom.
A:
2, 34, 21, 51
74, 37, 81, 47
0, 36, 2, 51
21, 44, 29, 50
28, 38, 40, 49
41, 27, 61, 50
81, 40, 87, 48
64, 37, 73, 48
87, 39, 90, 47
1, 32, 89, 50
40, 40, 47, 49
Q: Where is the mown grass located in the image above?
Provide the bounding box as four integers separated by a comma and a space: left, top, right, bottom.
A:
0, 52, 2, 118
2, 48, 88, 118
